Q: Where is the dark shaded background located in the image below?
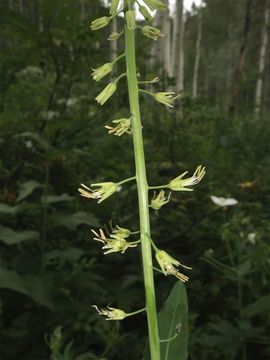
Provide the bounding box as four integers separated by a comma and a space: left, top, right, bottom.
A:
0, 0, 270, 359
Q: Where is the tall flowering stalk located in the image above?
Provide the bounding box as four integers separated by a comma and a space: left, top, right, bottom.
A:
79, 1, 206, 359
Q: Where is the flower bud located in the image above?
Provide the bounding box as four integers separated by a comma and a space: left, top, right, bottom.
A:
139, 5, 153, 21
126, 10, 136, 31
90, 16, 111, 31
142, 25, 163, 41
95, 83, 117, 105
109, 0, 120, 15
91, 63, 113, 81
107, 31, 123, 41
143, 0, 167, 11
112, 225, 131, 238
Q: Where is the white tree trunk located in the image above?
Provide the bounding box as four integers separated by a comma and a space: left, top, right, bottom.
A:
254, 1, 270, 120
192, 9, 202, 98
162, 1, 172, 78
150, 9, 163, 71
172, 0, 184, 93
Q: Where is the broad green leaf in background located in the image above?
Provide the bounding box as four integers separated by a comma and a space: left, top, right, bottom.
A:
0, 225, 40, 244
15, 132, 51, 151
44, 247, 85, 267
42, 193, 74, 205
0, 203, 19, 214
54, 211, 99, 230
241, 293, 270, 318
23, 275, 54, 309
16, 180, 43, 202
0, 269, 29, 295
158, 282, 189, 360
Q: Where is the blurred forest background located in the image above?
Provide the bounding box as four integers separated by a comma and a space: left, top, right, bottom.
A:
1, 0, 270, 359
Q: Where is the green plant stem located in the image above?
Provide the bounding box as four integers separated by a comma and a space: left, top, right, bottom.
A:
124, 13, 160, 360
41, 160, 49, 270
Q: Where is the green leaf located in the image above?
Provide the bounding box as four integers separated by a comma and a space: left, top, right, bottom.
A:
15, 132, 51, 151
44, 247, 84, 266
0, 268, 30, 295
0, 225, 40, 244
23, 275, 54, 309
158, 282, 189, 360
16, 180, 43, 202
54, 211, 99, 230
241, 293, 270, 318
0, 203, 19, 214
42, 193, 74, 205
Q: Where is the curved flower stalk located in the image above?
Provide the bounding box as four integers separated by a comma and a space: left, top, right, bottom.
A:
92, 305, 145, 320
80, 2, 206, 359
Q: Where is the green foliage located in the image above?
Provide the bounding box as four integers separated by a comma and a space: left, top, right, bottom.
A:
0, 0, 270, 359
158, 282, 188, 360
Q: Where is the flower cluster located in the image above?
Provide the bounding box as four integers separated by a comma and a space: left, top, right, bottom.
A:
91, 226, 137, 254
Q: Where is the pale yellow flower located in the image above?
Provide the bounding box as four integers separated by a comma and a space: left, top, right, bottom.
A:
156, 250, 191, 282
151, 190, 171, 210
169, 165, 206, 191
92, 305, 127, 320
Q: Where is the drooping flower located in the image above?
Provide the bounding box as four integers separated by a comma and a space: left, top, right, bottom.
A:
91, 63, 113, 81
91, 16, 111, 31
156, 250, 191, 282
95, 83, 117, 105
151, 190, 171, 210
169, 165, 206, 191
105, 118, 132, 136
154, 92, 180, 107
142, 25, 164, 41
210, 195, 238, 207
78, 182, 118, 203
92, 305, 127, 320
